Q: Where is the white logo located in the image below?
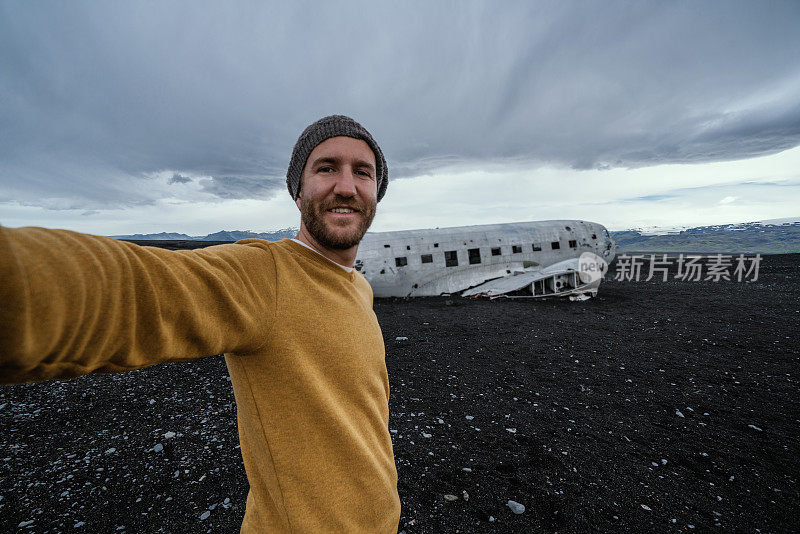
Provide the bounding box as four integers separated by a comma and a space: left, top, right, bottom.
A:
578, 252, 608, 284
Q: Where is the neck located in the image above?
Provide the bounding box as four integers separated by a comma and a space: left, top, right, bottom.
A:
294, 227, 358, 268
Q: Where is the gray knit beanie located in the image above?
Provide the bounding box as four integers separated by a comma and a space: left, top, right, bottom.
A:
286, 115, 388, 202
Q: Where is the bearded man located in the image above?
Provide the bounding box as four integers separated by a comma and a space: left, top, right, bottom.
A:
0, 115, 401, 533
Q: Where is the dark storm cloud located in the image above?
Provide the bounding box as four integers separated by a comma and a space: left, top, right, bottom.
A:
1, 1, 799, 209
198, 175, 284, 200
168, 173, 192, 185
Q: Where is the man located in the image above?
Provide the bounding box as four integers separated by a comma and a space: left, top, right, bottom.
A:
0, 115, 401, 532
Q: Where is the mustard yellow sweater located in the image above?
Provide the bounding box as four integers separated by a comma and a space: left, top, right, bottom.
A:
0, 227, 401, 533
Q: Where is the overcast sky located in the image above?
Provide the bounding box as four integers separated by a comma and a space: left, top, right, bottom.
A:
1, 1, 799, 235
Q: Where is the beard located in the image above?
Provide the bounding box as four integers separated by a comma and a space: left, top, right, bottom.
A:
301, 194, 376, 250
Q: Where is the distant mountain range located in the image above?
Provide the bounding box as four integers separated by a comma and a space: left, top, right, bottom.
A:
610, 217, 800, 253
111, 217, 800, 253
111, 228, 298, 242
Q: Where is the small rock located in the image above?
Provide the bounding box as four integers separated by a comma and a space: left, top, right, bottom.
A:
507, 500, 525, 514
422, 432, 432, 438
105, 448, 116, 454
444, 494, 459, 501
164, 431, 176, 439
395, 337, 408, 341
199, 511, 210, 520
506, 428, 517, 433
640, 504, 652, 511
661, 459, 668, 465
675, 410, 685, 418
153, 444, 163, 453
747, 424, 763, 432
462, 490, 469, 501
489, 516, 495, 522
462, 467, 472, 472
224, 498, 230, 504
18, 521, 34, 528
465, 415, 474, 420
74, 522, 85, 528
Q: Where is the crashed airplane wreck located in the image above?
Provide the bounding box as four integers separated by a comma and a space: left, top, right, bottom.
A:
355, 220, 617, 299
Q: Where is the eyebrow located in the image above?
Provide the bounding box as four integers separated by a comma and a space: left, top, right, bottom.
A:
311, 156, 375, 172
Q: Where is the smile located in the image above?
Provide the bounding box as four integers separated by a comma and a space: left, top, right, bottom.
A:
327, 208, 359, 214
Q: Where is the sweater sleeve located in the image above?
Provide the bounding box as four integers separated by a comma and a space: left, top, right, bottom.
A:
0, 227, 278, 384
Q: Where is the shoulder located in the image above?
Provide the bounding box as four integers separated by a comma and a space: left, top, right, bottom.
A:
353, 270, 374, 300
233, 238, 277, 250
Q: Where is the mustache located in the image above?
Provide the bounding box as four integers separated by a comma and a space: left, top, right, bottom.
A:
320, 197, 367, 213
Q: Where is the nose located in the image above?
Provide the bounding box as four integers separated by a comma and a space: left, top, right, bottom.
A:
333, 167, 357, 197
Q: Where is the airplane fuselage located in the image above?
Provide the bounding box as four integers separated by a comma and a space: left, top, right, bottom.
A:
355, 220, 617, 298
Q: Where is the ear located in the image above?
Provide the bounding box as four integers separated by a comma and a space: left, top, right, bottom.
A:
295, 193, 302, 211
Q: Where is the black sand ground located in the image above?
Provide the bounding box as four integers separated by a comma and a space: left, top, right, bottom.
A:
1, 250, 798, 533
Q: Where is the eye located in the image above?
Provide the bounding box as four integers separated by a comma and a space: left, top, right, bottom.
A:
318, 166, 335, 173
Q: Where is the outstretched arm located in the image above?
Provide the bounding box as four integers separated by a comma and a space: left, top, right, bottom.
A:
0, 227, 277, 384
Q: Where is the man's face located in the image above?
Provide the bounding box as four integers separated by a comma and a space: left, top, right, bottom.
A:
296, 136, 378, 250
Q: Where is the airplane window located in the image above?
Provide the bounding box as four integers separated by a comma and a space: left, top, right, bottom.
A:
445, 250, 458, 267
395, 257, 408, 267
468, 248, 481, 264
532, 243, 542, 251
491, 247, 501, 256
551, 241, 560, 250
421, 254, 433, 264
512, 245, 522, 253
569, 240, 577, 248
